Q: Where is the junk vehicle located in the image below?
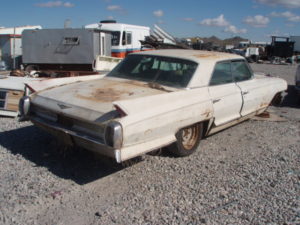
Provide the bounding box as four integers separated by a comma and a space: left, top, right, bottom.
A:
265, 36, 294, 59
85, 20, 150, 58
22, 28, 121, 77
20, 50, 287, 163
140, 24, 190, 50
0, 75, 43, 117
0, 74, 104, 117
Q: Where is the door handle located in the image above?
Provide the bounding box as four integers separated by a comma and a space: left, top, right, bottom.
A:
213, 99, 221, 103
242, 91, 249, 95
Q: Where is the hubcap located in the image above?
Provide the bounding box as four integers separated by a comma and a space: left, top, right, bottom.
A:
181, 126, 199, 150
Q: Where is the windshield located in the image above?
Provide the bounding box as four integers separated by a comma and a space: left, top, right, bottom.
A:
107, 55, 198, 88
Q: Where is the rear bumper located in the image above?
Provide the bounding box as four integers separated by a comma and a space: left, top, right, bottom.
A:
31, 116, 175, 163
31, 117, 120, 161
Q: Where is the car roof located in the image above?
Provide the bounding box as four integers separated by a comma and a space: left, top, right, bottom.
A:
132, 49, 244, 64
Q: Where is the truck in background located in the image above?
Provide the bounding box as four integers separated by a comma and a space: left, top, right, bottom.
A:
85, 20, 150, 58
290, 36, 300, 54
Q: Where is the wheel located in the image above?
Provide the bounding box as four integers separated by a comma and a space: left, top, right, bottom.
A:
168, 123, 203, 157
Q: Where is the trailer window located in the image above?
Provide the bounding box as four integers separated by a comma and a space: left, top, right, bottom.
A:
108, 55, 198, 88
126, 32, 132, 45
0, 91, 7, 109
111, 32, 120, 46
121, 31, 132, 45
63, 37, 80, 45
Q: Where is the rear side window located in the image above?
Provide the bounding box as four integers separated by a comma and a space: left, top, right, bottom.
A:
210, 62, 233, 86
232, 61, 252, 82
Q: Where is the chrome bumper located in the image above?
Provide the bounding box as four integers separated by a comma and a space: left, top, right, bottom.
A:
31, 116, 120, 161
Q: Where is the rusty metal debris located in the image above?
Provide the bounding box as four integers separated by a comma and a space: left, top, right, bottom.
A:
251, 111, 287, 122
10, 69, 26, 77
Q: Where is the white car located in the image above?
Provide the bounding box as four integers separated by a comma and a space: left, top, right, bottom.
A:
20, 50, 287, 163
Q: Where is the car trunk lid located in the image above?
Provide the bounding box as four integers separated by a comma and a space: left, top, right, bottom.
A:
31, 77, 173, 122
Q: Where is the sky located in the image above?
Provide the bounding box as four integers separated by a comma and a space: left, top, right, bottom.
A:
1, 0, 300, 42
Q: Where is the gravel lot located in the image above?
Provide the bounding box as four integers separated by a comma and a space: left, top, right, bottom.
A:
0, 64, 299, 225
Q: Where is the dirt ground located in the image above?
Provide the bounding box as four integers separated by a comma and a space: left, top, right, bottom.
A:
0, 63, 299, 225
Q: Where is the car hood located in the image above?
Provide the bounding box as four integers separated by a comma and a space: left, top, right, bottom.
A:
31, 77, 174, 122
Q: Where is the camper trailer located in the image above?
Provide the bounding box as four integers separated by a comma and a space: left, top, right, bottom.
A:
22, 28, 121, 76
85, 21, 150, 58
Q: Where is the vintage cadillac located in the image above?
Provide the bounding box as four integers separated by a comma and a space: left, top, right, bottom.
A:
20, 50, 287, 163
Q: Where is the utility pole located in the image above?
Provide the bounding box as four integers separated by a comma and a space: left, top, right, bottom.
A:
12, 27, 16, 70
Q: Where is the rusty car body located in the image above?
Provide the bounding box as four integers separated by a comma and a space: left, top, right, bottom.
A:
20, 50, 287, 162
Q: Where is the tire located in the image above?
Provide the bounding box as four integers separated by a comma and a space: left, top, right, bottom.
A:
25, 65, 36, 73
168, 123, 203, 157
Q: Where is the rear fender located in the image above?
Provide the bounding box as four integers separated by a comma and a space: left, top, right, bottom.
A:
114, 87, 214, 147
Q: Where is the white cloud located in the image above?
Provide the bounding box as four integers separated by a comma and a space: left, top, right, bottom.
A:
35, 1, 74, 8
153, 10, 164, 18
183, 18, 194, 22
224, 25, 247, 34
107, 5, 122, 11
63, 2, 74, 7
255, 0, 300, 8
270, 11, 300, 22
200, 14, 229, 27
199, 14, 247, 35
243, 15, 270, 27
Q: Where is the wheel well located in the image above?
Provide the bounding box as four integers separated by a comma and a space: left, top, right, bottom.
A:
202, 120, 210, 138
175, 120, 211, 139
271, 92, 283, 106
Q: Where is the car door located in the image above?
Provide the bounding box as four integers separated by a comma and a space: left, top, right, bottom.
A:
208, 61, 243, 126
232, 60, 266, 116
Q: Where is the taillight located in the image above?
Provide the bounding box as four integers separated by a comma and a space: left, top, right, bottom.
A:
104, 121, 123, 149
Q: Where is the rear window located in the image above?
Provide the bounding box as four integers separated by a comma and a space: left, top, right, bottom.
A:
107, 55, 198, 88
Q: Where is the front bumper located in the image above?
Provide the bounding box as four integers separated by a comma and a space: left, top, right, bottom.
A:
31, 116, 121, 162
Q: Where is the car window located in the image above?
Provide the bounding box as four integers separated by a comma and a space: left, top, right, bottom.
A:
108, 55, 198, 88
232, 61, 252, 82
210, 62, 233, 86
